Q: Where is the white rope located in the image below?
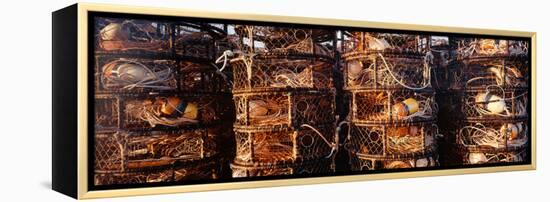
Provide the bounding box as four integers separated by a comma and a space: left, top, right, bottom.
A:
300, 124, 338, 158
377, 53, 432, 90
102, 59, 174, 90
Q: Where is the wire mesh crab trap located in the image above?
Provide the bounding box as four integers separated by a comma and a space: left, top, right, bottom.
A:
95, 18, 227, 59
452, 56, 529, 90
342, 51, 432, 90
342, 32, 430, 54
94, 130, 219, 173
345, 122, 438, 157
95, 57, 178, 93
455, 38, 529, 60
230, 157, 333, 178
461, 88, 528, 120
95, 95, 120, 131
457, 119, 528, 156
233, 124, 337, 165
233, 25, 336, 57
119, 94, 231, 130
95, 18, 171, 53
348, 89, 437, 124
94, 157, 221, 186
174, 22, 226, 60
94, 56, 232, 94
349, 149, 438, 170
233, 90, 336, 127
230, 54, 334, 92
457, 143, 528, 165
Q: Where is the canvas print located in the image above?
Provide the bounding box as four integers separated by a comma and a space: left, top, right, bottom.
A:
91, 13, 531, 188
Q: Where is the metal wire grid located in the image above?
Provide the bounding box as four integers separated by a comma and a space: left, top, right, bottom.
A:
233, 124, 335, 165
230, 158, 333, 178
349, 89, 437, 124
234, 25, 336, 57
94, 130, 219, 173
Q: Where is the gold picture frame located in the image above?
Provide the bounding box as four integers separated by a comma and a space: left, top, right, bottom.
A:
52, 3, 536, 199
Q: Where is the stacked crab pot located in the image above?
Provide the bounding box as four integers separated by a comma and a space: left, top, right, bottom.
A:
93, 18, 234, 185
451, 38, 529, 165
341, 32, 439, 170
228, 26, 338, 177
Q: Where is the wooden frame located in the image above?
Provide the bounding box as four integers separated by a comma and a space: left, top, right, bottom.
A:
52, 3, 536, 199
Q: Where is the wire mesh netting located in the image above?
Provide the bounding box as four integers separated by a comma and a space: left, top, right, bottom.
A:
174, 22, 226, 59
452, 57, 529, 90
345, 122, 438, 156
234, 25, 335, 57
349, 90, 437, 123
94, 130, 218, 173
456, 38, 529, 60
95, 96, 120, 131
458, 145, 527, 165
230, 54, 333, 92
233, 90, 335, 127
94, 159, 221, 185
95, 18, 226, 60
96, 57, 178, 93
95, 57, 232, 94
95, 18, 171, 53
230, 158, 333, 178
461, 88, 528, 119
121, 94, 230, 130
343, 52, 431, 90
457, 120, 528, 150
233, 124, 335, 165
349, 151, 438, 170
342, 32, 430, 54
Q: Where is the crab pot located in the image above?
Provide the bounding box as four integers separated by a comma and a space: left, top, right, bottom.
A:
230, 158, 333, 178
345, 122, 438, 156
349, 150, 438, 171
95, 17, 172, 53
94, 130, 219, 173
233, 25, 335, 57
94, 158, 221, 186
95, 56, 232, 94
233, 124, 335, 165
454, 56, 529, 89
233, 90, 335, 127
95, 95, 120, 131
119, 94, 231, 130
178, 60, 232, 93
230, 54, 334, 92
95, 57, 178, 94
461, 88, 528, 119
342, 52, 431, 90
348, 89, 437, 124
455, 38, 529, 59
342, 31, 430, 53
458, 145, 528, 165
457, 119, 529, 151
174, 22, 226, 60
